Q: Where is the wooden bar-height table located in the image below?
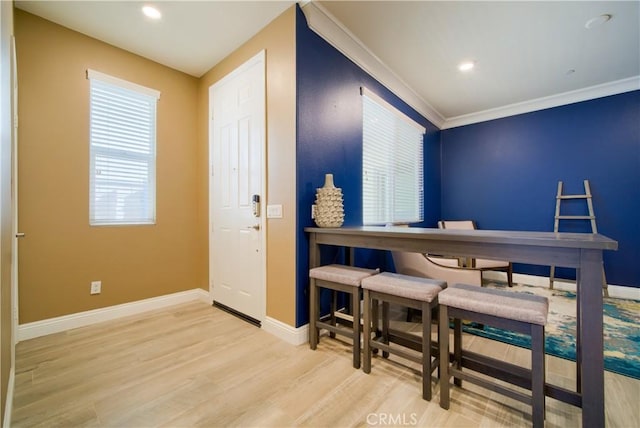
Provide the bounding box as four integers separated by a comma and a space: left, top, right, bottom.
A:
305, 226, 618, 428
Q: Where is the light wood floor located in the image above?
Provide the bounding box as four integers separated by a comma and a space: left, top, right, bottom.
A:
11, 301, 640, 427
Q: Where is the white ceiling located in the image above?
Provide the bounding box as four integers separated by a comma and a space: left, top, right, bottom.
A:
15, 0, 295, 77
15, 1, 640, 128
316, 1, 640, 126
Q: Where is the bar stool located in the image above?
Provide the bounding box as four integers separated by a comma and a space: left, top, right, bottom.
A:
361, 272, 446, 401
438, 283, 549, 428
309, 264, 378, 369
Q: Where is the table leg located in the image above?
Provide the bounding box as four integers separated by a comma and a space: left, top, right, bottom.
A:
309, 233, 319, 346
576, 268, 582, 393
309, 233, 319, 269
346, 247, 355, 266
578, 249, 605, 428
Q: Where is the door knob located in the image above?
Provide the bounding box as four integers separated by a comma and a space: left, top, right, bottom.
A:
248, 224, 260, 231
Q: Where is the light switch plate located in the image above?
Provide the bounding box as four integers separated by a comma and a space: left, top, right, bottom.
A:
267, 204, 283, 219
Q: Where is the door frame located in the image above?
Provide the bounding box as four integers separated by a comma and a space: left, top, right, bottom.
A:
10, 35, 18, 354
208, 50, 267, 323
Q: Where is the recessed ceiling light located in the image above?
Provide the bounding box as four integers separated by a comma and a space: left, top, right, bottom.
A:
142, 5, 162, 20
585, 14, 612, 29
458, 61, 475, 72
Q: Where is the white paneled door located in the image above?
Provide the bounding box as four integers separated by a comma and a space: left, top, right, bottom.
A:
209, 51, 266, 323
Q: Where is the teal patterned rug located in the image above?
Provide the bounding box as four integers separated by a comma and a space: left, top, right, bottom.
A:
464, 282, 640, 379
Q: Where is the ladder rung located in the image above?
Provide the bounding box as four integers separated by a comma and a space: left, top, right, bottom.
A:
551, 180, 604, 293
558, 194, 590, 199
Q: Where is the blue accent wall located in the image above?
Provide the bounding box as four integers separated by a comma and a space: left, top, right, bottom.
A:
441, 91, 640, 287
295, 7, 441, 326
295, 5, 638, 327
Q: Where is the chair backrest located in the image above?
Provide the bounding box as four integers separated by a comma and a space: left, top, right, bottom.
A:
439, 220, 476, 230
391, 251, 482, 286
392, 251, 432, 278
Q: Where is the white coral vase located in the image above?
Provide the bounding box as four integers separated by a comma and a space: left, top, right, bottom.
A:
314, 174, 344, 228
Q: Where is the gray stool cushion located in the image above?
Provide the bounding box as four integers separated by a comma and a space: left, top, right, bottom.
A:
439, 283, 548, 325
309, 264, 378, 286
361, 272, 445, 302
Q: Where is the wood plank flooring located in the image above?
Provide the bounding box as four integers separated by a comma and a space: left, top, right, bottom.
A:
11, 301, 640, 427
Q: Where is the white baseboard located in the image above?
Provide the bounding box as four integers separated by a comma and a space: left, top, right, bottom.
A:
262, 316, 309, 346
2, 367, 14, 428
15, 273, 638, 346
483, 271, 640, 300
267, 272, 639, 348
18, 288, 211, 342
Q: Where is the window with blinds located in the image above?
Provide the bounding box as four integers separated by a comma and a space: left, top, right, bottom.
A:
87, 70, 160, 225
362, 88, 425, 225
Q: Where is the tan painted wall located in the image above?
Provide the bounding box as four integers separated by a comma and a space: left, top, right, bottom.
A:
15, 10, 202, 323
198, 6, 297, 326
1, 1, 15, 423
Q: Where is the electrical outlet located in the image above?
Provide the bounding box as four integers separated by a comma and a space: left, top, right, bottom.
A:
311, 204, 316, 220
90, 281, 101, 295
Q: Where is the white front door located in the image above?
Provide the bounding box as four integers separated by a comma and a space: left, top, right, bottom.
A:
209, 51, 266, 323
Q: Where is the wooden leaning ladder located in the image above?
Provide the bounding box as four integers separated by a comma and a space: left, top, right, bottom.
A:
550, 179, 608, 297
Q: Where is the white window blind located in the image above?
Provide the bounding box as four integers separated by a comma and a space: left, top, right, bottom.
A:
362, 88, 425, 225
88, 70, 160, 225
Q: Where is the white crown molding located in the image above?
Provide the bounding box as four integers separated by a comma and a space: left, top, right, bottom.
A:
17, 288, 211, 342
300, 2, 639, 131
262, 316, 309, 346
300, 1, 445, 129
442, 76, 640, 129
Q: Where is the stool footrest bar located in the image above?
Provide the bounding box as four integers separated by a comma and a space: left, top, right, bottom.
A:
461, 350, 532, 389
450, 367, 532, 405
370, 338, 424, 365
316, 321, 356, 339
